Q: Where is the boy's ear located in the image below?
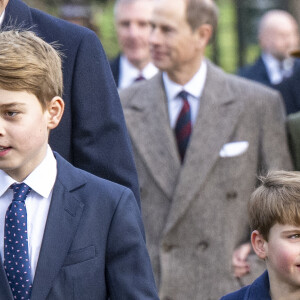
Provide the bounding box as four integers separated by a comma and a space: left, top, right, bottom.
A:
251, 230, 268, 260
47, 96, 64, 130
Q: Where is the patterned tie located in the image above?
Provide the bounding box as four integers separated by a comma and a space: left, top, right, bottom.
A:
4, 183, 32, 300
134, 74, 145, 82
175, 91, 192, 162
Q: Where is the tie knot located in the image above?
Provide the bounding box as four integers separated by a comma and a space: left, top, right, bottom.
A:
178, 90, 189, 100
11, 183, 31, 202
134, 74, 145, 82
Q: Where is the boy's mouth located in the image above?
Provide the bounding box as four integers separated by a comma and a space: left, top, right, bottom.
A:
0, 146, 11, 151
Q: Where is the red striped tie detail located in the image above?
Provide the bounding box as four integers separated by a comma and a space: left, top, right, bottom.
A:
175, 91, 192, 162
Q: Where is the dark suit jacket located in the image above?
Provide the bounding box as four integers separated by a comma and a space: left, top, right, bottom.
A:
109, 55, 121, 87
0, 153, 159, 300
238, 56, 271, 86
3, 0, 140, 205
273, 64, 300, 115
220, 271, 270, 300
287, 111, 300, 170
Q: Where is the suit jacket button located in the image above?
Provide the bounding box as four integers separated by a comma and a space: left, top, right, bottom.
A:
226, 191, 237, 200
198, 241, 209, 251
163, 244, 173, 252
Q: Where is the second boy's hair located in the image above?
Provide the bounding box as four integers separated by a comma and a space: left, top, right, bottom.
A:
0, 30, 63, 109
249, 170, 300, 240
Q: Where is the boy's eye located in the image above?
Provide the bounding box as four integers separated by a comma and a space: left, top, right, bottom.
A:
6, 111, 18, 117
289, 234, 300, 239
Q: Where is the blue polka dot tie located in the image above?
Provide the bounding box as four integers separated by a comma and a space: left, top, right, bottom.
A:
4, 183, 32, 300
175, 91, 192, 162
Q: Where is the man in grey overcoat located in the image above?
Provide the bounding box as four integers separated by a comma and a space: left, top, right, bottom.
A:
120, 0, 293, 299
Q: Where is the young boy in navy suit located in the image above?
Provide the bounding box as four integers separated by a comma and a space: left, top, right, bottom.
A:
0, 30, 159, 300
221, 170, 300, 300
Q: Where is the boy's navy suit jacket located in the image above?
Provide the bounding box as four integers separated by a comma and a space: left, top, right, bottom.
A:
0, 153, 159, 300
220, 271, 271, 300
109, 55, 121, 88
2, 0, 140, 205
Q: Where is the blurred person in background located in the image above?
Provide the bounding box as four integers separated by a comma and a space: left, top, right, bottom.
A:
239, 10, 300, 86
274, 48, 300, 115
110, 0, 158, 89
59, 4, 98, 33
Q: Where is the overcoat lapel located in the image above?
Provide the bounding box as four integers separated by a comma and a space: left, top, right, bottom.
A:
124, 74, 181, 199
164, 61, 244, 234
31, 154, 85, 300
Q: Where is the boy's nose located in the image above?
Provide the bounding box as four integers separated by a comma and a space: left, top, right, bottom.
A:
0, 120, 6, 136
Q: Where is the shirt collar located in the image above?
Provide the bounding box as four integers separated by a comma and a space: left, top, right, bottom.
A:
0, 145, 57, 198
163, 60, 207, 102
0, 9, 5, 27
119, 55, 158, 88
262, 52, 281, 69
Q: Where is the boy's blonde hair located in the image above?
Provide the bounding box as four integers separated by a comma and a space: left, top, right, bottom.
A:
0, 30, 63, 110
249, 170, 300, 240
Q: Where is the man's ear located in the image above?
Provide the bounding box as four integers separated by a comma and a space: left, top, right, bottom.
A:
251, 230, 268, 260
195, 24, 213, 49
47, 96, 64, 130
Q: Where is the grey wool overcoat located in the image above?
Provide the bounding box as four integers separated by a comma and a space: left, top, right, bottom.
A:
120, 60, 293, 300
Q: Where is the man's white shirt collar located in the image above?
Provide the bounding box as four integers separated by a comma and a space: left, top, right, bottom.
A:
163, 60, 207, 102
119, 55, 158, 89
163, 60, 207, 128
0, 9, 5, 27
0, 145, 57, 199
262, 52, 293, 84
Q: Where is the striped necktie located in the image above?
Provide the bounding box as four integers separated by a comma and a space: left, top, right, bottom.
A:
4, 183, 32, 300
175, 90, 192, 162
134, 74, 145, 82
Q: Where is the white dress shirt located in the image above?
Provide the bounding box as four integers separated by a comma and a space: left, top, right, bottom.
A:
0, 9, 5, 27
0, 146, 57, 280
119, 55, 158, 89
262, 52, 294, 84
163, 60, 207, 128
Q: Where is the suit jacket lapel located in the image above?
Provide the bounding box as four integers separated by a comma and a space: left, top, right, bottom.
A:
0, 255, 13, 299
124, 74, 181, 199
164, 61, 244, 234
3, 0, 33, 29
31, 154, 85, 300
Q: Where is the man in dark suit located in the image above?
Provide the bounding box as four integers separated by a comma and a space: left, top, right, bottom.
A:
120, 0, 292, 298
110, 0, 157, 89
238, 10, 299, 87
0, 0, 140, 205
274, 62, 300, 115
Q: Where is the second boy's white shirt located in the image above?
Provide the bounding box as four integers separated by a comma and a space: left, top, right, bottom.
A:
0, 145, 57, 280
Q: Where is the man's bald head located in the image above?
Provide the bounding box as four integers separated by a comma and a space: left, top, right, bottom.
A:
258, 10, 299, 60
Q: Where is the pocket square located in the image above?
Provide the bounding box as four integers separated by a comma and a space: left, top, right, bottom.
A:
219, 141, 249, 157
